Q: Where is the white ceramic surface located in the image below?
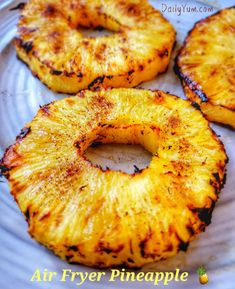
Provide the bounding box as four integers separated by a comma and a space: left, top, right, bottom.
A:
0, 1, 234, 288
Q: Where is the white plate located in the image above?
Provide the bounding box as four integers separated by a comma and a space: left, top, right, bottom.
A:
0, 1, 235, 288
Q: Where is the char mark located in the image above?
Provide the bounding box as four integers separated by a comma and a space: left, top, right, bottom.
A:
212, 172, 220, 184
191, 101, 201, 111
69, 245, 78, 252
44, 4, 56, 17
90, 141, 102, 147
173, 60, 208, 102
24, 206, 30, 220
88, 76, 105, 90
51, 70, 62, 75
40, 103, 51, 116
158, 49, 168, 58
0, 164, 10, 178
192, 201, 215, 226
178, 241, 189, 252
16, 127, 31, 142
22, 41, 33, 54
10, 2, 26, 11
133, 165, 142, 173
96, 242, 124, 254
175, 232, 189, 252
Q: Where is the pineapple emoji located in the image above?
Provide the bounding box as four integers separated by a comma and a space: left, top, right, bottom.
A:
197, 266, 209, 285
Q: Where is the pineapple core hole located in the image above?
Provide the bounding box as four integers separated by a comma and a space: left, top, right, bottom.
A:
85, 144, 152, 174
79, 27, 115, 38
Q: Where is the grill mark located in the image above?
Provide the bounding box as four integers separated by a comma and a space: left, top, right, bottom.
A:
88, 76, 105, 90
10, 2, 26, 11
129, 239, 134, 255
192, 201, 215, 226
175, 232, 189, 252
69, 245, 78, 252
0, 145, 22, 176
51, 70, 62, 75
18, 27, 37, 35
19, 40, 33, 54
65, 255, 73, 262
165, 243, 173, 252
96, 242, 124, 254
16, 127, 31, 142
90, 141, 102, 147
40, 103, 51, 116
139, 229, 155, 258
174, 61, 208, 103
158, 49, 169, 58
173, 9, 235, 104
39, 212, 51, 221
0, 164, 11, 178
128, 69, 134, 76
191, 101, 201, 111
24, 205, 32, 221
186, 225, 195, 236
212, 172, 220, 184
43, 4, 57, 17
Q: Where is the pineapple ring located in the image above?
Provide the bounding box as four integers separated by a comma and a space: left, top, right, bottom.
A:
175, 7, 235, 129
15, 0, 175, 93
1, 88, 227, 268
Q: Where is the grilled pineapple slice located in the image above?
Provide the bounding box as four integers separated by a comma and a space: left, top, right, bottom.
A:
175, 7, 235, 129
15, 0, 175, 93
1, 88, 227, 268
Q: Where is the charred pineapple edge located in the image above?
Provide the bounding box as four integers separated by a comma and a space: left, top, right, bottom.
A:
15, 43, 173, 94
174, 6, 235, 129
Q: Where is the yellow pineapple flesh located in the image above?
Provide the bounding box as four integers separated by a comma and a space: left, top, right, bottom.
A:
1, 88, 227, 268
175, 7, 235, 129
15, 0, 175, 93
